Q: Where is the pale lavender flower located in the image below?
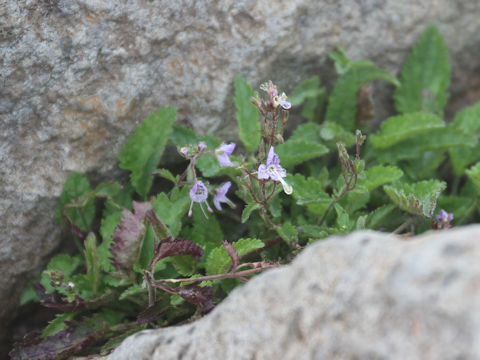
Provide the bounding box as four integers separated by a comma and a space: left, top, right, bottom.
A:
260, 81, 291, 110
213, 181, 235, 210
179, 146, 189, 157
215, 143, 236, 167
198, 141, 207, 151
188, 180, 213, 217
274, 92, 291, 110
258, 147, 292, 194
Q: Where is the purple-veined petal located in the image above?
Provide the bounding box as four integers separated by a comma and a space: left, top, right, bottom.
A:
257, 164, 269, 179
213, 182, 232, 210
190, 181, 208, 203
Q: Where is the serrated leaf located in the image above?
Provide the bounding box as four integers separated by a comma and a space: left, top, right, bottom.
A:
42, 313, 76, 338
170, 255, 198, 276
110, 201, 152, 275
287, 174, 331, 215
319, 121, 356, 146
94, 182, 122, 198
46, 254, 82, 277
205, 238, 264, 275
325, 62, 398, 131
191, 210, 224, 260
448, 102, 480, 175
275, 140, 329, 168
298, 225, 328, 239
366, 204, 396, 229
370, 112, 444, 148
466, 162, 480, 190
394, 25, 450, 114
274, 222, 298, 246
20, 281, 39, 305
383, 180, 446, 218
377, 126, 476, 163
169, 125, 198, 147
54, 172, 95, 232
328, 47, 352, 75
152, 187, 190, 237
289, 122, 322, 143
84, 233, 101, 296
10, 314, 108, 360
242, 203, 261, 223
152, 168, 178, 184
97, 209, 122, 273
360, 165, 404, 191
119, 106, 176, 199
289, 76, 324, 106
334, 203, 351, 231
235, 75, 260, 152
119, 284, 146, 300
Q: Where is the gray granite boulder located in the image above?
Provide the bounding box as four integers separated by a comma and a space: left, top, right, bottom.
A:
106, 226, 480, 360
2, 0, 480, 345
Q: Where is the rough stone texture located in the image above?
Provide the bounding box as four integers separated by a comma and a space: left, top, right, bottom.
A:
106, 226, 480, 360
2, 0, 480, 347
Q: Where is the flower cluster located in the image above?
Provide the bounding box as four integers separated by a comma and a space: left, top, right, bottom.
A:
433, 209, 454, 230
260, 80, 291, 110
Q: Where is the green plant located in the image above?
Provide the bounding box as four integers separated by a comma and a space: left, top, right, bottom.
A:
11, 25, 480, 359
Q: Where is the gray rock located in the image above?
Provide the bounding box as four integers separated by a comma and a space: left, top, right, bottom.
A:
2, 0, 480, 339
106, 226, 480, 360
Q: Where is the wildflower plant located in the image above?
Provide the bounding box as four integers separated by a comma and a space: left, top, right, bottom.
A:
12, 25, 480, 359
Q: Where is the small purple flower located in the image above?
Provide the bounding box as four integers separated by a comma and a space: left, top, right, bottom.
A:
258, 147, 292, 194
215, 143, 236, 167
198, 141, 207, 151
213, 181, 235, 211
179, 146, 189, 157
189, 180, 213, 217
273, 92, 291, 110
260, 81, 291, 110
436, 209, 454, 224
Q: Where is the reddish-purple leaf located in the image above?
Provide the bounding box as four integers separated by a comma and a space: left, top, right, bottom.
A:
177, 285, 215, 312
150, 238, 204, 268
34, 284, 86, 312
136, 302, 170, 325
110, 201, 152, 273
9, 316, 106, 360
222, 241, 239, 270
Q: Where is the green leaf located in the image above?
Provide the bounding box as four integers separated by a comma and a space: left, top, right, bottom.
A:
383, 179, 446, 218
97, 209, 122, 273
366, 204, 396, 229
325, 62, 398, 131
152, 188, 190, 237
289, 76, 326, 121
20, 280, 39, 305
242, 203, 261, 223
289, 76, 324, 106
235, 75, 260, 152
328, 47, 352, 75
119, 106, 176, 199
448, 102, 480, 175
298, 225, 328, 239
119, 284, 146, 300
288, 122, 322, 143
466, 162, 480, 190
205, 239, 264, 275
94, 182, 122, 198
359, 165, 404, 191
394, 25, 450, 114
151, 169, 178, 184
54, 172, 95, 231
287, 174, 331, 215
195, 135, 222, 177
377, 126, 476, 163
191, 210, 224, 260
370, 112, 444, 148
274, 222, 298, 246
42, 313, 76, 338
169, 125, 198, 147
319, 121, 356, 146
275, 140, 329, 168
171, 255, 197, 276
334, 204, 351, 232
46, 254, 82, 277
84, 233, 101, 296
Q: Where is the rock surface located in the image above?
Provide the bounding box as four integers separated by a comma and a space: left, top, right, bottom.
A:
2, 0, 480, 347
106, 226, 480, 360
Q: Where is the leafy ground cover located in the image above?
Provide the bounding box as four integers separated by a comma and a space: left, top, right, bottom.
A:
11, 25, 480, 359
